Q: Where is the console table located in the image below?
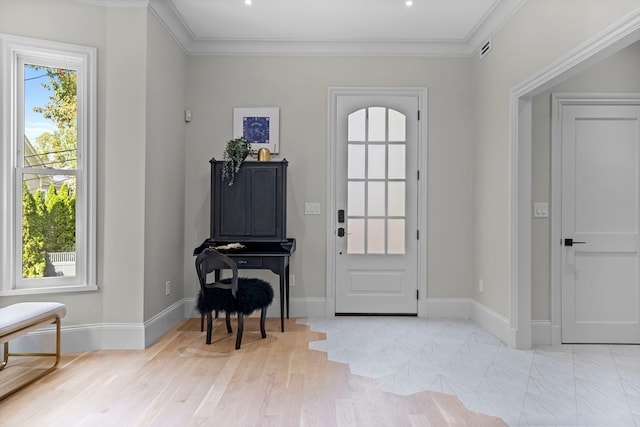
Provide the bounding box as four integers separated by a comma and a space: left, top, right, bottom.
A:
194, 239, 295, 332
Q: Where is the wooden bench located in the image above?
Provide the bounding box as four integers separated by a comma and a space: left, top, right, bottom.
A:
0, 302, 67, 400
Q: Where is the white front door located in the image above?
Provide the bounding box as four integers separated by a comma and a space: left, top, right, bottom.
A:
334, 94, 419, 314
561, 102, 640, 344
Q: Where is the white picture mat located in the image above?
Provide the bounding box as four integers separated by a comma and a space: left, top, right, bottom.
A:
233, 107, 279, 154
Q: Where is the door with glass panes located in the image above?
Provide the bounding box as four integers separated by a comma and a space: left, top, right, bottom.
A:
335, 95, 419, 314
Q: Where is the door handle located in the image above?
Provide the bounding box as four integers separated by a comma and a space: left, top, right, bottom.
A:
564, 238, 586, 247
337, 227, 345, 237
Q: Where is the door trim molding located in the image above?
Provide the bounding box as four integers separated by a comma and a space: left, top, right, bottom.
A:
326, 87, 428, 317
550, 93, 640, 345
510, 9, 640, 349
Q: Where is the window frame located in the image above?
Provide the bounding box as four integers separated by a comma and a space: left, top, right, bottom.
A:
0, 34, 97, 295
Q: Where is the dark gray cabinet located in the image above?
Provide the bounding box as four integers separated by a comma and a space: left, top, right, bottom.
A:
210, 159, 288, 243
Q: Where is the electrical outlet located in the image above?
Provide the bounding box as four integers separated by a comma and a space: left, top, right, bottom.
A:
289, 274, 295, 287
165, 281, 171, 296
479, 279, 484, 293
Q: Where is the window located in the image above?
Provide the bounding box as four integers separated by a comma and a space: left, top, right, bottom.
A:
0, 34, 97, 294
346, 107, 407, 255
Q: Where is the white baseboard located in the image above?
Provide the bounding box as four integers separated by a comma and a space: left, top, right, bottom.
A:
551, 324, 562, 345
530, 320, 564, 346
532, 320, 551, 346
471, 300, 510, 345
101, 323, 146, 350
424, 298, 472, 318
420, 298, 512, 346
8, 322, 145, 353
289, 297, 326, 318
145, 299, 186, 347
184, 297, 198, 318
7, 297, 515, 352
423, 298, 510, 345
9, 300, 186, 353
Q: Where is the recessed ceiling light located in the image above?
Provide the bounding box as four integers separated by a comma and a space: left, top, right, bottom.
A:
245, 0, 252, 5
406, 0, 413, 6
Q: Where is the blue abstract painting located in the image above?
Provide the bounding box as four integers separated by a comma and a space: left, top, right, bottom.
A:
243, 116, 270, 144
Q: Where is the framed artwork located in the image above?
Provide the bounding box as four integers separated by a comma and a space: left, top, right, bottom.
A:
233, 107, 280, 154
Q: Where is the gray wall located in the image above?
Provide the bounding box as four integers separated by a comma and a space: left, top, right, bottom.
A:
143, 12, 187, 322
182, 56, 475, 305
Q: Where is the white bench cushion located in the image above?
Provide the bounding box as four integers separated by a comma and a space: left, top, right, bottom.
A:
0, 302, 67, 338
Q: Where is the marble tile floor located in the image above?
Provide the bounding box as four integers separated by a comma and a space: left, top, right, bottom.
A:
298, 317, 640, 427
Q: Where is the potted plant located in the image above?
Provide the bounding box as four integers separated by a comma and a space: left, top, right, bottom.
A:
222, 137, 251, 185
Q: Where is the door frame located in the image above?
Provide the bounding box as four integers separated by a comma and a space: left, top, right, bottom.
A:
510, 11, 640, 349
326, 87, 428, 317
550, 93, 640, 345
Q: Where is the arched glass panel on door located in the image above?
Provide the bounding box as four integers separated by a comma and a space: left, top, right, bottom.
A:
346, 107, 407, 255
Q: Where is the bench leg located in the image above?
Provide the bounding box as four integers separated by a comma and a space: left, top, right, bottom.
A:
0, 315, 62, 401
1, 341, 8, 371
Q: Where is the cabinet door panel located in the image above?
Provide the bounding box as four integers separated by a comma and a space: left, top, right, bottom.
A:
219, 175, 251, 237
251, 168, 279, 237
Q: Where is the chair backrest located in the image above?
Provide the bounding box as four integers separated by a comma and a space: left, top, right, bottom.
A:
195, 248, 239, 296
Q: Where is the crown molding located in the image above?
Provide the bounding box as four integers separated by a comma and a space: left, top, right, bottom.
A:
187, 39, 473, 57
76, 0, 149, 7
148, 0, 525, 57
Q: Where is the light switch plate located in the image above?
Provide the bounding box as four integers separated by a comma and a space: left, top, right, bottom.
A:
533, 202, 549, 218
304, 203, 321, 215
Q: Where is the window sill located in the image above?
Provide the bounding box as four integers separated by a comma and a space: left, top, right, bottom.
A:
0, 284, 98, 297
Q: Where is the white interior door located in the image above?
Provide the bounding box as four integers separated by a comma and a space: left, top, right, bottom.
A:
561, 103, 640, 343
334, 94, 419, 314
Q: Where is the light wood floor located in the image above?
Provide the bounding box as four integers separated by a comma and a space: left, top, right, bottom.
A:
0, 318, 506, 427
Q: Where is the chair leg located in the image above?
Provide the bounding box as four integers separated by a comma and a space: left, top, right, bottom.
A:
205, 312, 213, 344
225, 312, 232, 333
260, 307, 267, 339
235, 313, 244, 350
200, 310, 218, 333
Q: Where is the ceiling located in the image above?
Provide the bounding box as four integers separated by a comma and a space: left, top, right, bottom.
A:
148, 0, 526, 56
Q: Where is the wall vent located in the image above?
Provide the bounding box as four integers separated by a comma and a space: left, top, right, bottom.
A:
480, 38, 492, 59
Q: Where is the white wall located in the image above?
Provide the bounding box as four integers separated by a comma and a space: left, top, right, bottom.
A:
183, 56, 475, 308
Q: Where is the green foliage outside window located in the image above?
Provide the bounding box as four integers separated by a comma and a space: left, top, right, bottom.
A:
22, 182, 76, 278
30, 65, 78, 170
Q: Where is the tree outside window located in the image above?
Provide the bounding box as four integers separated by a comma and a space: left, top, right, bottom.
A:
21, 64, 78, 279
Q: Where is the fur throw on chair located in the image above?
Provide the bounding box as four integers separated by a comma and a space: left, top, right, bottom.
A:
197, 278, 274, 316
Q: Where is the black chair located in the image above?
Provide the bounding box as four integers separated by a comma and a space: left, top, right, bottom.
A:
195, 248, 274, 349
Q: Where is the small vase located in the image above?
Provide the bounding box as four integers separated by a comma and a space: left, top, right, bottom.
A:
258, 148, 271, 161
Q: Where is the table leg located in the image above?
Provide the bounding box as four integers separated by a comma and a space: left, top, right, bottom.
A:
285, 264, 290, 319
279, 273, 285, 332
